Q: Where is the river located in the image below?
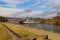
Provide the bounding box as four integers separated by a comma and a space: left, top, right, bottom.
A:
24, 23, 60, 33
8, 21, 60, 33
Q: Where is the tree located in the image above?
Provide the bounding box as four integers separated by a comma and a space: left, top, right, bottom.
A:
0, 16, 8, 22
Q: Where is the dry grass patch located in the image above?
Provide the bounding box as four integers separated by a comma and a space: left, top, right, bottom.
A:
0, 23, 12, 40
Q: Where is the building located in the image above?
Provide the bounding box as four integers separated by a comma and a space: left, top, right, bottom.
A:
5, 17, 23, 24
24, 18, 39, 23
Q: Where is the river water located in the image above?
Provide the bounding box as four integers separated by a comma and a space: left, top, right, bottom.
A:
24, 23, 60, 33
8, 21, 60, 33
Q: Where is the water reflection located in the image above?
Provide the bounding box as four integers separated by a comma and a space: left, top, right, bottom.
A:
24, 23, 60, 33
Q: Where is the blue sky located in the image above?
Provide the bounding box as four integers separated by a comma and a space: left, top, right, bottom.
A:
0, 0, 60, 18
0, 0, 49, 11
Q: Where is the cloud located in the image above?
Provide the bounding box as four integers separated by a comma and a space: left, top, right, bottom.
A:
42, 8, 57, 18
0, 7, 43, 18
12, 8, 43, 18
0, 0, 31, 8
23, 7, 32, 13
50, 0, 60, 5
32, 0, 41, 6
12, 7, 40, 18
0, 0, 31, 5
32, 0, 50, 8
46, 0, 60, 8
0, 0, 60, 18
45, 14, 57, 18
23, 11, 43, 17
32, 0, 60, 9
38, 5, 47, 8
39, 0, 60, 18
0, 7, 23, 17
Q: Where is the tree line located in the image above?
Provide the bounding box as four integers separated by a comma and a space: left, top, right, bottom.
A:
0, 16, 8, 22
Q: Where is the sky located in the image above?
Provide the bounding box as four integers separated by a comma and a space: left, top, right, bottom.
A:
0, 0, 60, 18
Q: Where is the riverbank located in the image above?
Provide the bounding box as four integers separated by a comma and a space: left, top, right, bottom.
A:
2, 22, 60, 40
0, 23, 13, 40
13, 23, 60, 40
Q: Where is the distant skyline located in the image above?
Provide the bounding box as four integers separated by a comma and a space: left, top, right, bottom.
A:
0, 0, 60, 18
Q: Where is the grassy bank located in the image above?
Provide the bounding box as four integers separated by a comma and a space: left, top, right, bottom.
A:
0, 23, 12, 40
